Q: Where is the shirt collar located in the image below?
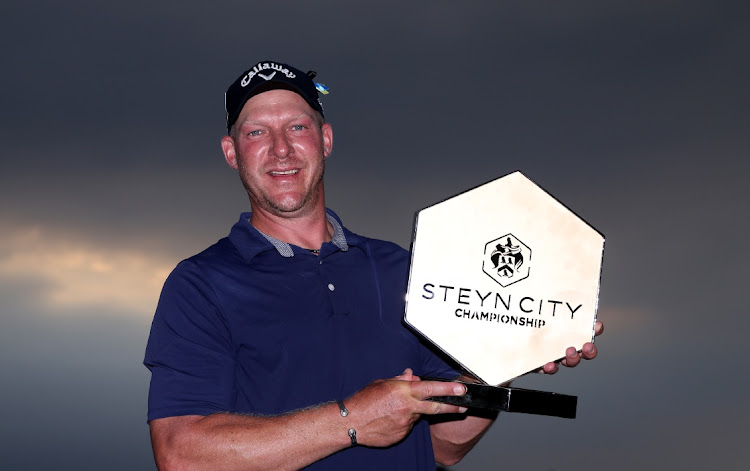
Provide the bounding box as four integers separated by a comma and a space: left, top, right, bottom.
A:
257, 210, 349, 258
229, 209, 350, 261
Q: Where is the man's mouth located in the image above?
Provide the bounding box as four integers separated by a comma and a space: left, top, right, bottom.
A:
269, 169, 299, 176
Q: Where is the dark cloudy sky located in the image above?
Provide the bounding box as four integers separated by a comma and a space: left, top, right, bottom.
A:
2, 1, 748, 469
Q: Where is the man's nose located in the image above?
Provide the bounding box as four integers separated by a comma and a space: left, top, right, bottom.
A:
270, 131, 291, 159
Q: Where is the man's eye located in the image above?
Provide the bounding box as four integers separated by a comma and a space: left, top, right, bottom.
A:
291, 124, 305, 131
247, 130, 262, 136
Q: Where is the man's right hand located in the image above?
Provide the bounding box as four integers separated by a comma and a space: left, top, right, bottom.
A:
344, 368, 468, 447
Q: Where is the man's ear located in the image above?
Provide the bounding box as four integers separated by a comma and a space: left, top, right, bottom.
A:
221, 135, 238, 169
321, 123, 333, 158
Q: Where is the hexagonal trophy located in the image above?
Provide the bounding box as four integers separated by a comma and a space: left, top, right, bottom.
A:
404, 171, 604, 418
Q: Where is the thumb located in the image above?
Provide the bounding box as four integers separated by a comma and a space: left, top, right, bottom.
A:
395, 368, 417, 381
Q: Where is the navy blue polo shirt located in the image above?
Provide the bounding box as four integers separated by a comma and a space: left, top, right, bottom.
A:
144, 209, 456, 470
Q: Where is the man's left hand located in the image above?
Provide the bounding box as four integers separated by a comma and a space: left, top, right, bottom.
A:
541, 320, 604, 374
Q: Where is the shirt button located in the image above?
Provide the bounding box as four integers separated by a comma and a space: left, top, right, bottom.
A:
328, 283, 335, 291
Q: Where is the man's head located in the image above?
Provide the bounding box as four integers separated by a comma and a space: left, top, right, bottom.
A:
225, 60, 325, 135
221, 61, 333, 221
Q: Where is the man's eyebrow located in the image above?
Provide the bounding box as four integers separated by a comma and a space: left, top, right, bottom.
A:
239, 112, 313, 126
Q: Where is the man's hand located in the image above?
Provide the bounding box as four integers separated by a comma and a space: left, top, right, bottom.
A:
540, 320, 604, 374
344, 368, 467, 448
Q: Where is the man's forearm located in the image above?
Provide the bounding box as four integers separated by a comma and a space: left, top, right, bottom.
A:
430, 413, 496, 466
150, 403, 351, 471
429, 373, 498, 466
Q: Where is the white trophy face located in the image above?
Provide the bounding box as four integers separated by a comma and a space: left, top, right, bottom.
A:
404, 172, 605, 386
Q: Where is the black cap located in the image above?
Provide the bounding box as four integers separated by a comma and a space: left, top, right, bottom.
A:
225, 60, 325, 133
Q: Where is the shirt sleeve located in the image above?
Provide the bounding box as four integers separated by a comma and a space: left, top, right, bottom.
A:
144, 259, 235, 422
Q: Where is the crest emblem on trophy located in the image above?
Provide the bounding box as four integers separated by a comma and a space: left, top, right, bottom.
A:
483, 234, 531, 287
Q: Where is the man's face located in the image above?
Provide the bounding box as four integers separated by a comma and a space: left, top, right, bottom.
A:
221, 89, 333, 219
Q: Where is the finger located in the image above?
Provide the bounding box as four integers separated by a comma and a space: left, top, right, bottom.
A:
542, 361, 559, 374
412, 380, 467, 401
563, 346, 581, 367
421, 400, 468, 415
594, 320, 604, 336
581, 342, 598, 360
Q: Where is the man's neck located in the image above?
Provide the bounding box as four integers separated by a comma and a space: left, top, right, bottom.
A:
249, 207, 332, 251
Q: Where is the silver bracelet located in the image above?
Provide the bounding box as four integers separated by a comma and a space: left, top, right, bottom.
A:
337, 400, 357, 446
336, 399, 349, 417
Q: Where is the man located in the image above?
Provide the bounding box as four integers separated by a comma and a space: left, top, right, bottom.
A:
144, 60, 602, 470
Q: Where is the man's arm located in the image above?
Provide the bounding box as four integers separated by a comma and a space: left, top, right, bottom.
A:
150, 370, 469, 471
429, 320, 605, 465
429, 385, 497, 466
150, 407, 343, 471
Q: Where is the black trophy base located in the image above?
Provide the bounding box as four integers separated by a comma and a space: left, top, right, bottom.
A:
425, 377, 577, 419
